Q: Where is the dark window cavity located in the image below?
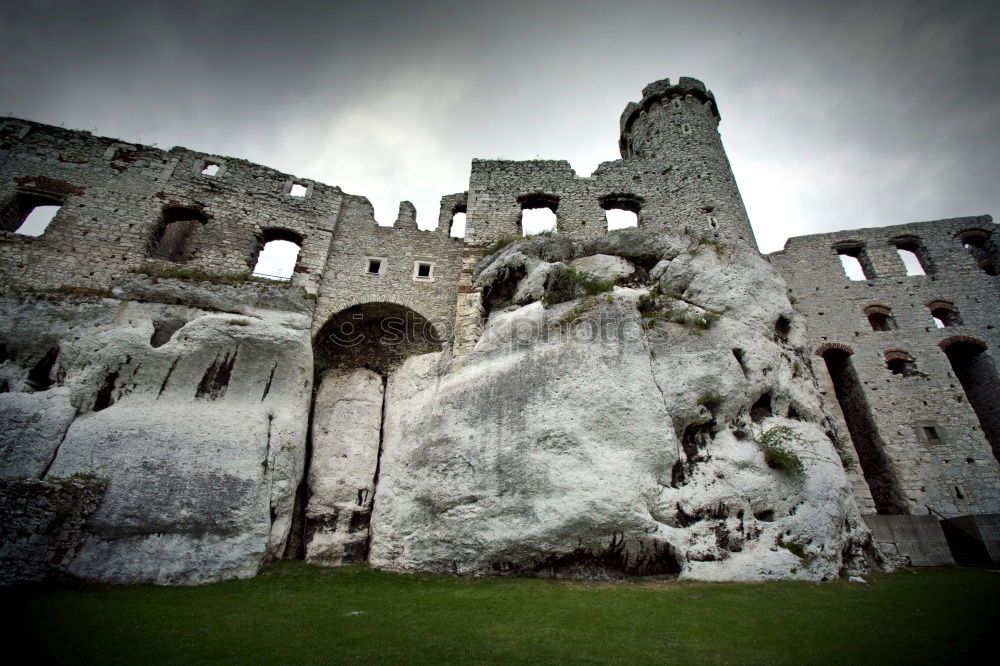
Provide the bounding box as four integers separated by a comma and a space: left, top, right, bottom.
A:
149, 207, 208, 262
864, 305, 897, 332
885, 350, 918, 376
414, 261, 433, 280
821, 347, 905, 514
943, 339, 1000, 462
927, 300, 961, 328
957, 229, 997, 276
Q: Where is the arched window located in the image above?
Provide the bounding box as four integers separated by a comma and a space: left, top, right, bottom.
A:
449, 204, 467, 238
818, 345, 904, 514
599, 194, 643, 231
252, 229, 303, 280
864, 305, 896, 332
517, 193, 558, 236
956, 229, 997, 276
149, 207, 208, 262
834, 242, 874, 280
891, 236, 932, 276
884, 349, 918, 376
941, 337, 1000, 461
927, 300, 961, 328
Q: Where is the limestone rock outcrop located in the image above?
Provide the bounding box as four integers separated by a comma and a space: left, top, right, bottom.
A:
367, 232, 877, 580
0, 294, 312, 584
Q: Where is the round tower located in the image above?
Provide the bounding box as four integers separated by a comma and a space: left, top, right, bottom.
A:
619, 77, 758, 250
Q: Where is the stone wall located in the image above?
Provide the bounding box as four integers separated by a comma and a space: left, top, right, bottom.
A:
0, 477, 107, 585
0, 118, 342, 296
769, 216, 1000, 516
311, 194, 464, 340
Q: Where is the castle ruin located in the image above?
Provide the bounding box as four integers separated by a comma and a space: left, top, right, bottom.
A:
1, 77, 997, 585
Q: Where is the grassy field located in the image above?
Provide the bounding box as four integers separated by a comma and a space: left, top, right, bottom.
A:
3, 562, 997, 664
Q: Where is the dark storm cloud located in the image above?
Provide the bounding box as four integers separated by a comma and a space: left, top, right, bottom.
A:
1, 0, 997, 250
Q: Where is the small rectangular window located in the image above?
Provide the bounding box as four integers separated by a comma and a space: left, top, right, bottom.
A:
201, 163, 220, 177
367, 258, 382, 275
923, 426, 939, 441
413, 261, 434, 281
289, 183, 308, 197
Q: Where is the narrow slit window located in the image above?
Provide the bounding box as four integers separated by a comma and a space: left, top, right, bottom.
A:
957, 230, 997, 275
449, 211, 467, 238
838, 253, 867, 280
895, 247, 926, 276
835, 245, 873, 280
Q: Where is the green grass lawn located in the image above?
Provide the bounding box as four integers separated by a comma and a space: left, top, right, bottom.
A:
3, 562, 997, 664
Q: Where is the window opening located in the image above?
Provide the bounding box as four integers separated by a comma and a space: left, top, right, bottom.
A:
821, 347, 905, 514
1, 191, 64, 236
289, 183, 308, 197
835, 244, 873, 280
893, 238, 930, 276
957, 230, 997, 275
943, 339, 1000, 462
864, 305, 896, 332
517, 193, 559, 236
149, 207, 208, 262
928, 301, 961, 328
414, 261, 433, 280
201, 163, 220, 177
885, 351, 918, 377
449, 209, 467, 238
253, 240, 301, 280
367, 258, 383, 275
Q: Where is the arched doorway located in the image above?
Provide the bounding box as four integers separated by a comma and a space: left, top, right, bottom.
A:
289, 303, 444, 567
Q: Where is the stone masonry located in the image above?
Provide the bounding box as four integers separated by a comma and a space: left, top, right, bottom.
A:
769, 217, 1000, 518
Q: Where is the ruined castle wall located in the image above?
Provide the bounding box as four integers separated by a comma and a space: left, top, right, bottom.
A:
464, 78, 756, 255
312, 194, 465, 340
0, 118, 342, 297
770, 216, 1000, 516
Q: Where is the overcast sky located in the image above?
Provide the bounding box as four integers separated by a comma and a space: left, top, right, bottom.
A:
1, 0, 996, 252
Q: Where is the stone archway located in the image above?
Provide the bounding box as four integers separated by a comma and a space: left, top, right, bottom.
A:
314, 301, 444, 376
292, 302, 444, 568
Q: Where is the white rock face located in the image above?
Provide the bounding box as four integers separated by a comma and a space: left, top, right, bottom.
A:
569, 254, 636, 283
367, 235, 877, 581
0, 388, 76, 478
305, 367, 384, 566
0, 297, 311, 584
